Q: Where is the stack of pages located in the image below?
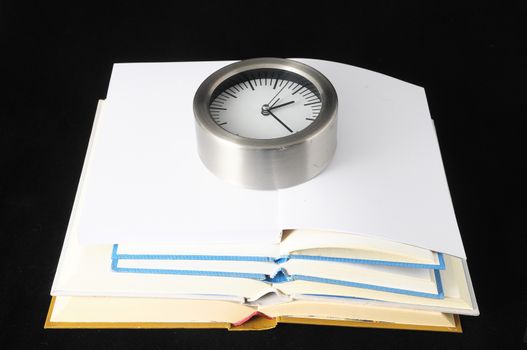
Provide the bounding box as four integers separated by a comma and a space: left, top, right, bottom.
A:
47, 59, 478, 332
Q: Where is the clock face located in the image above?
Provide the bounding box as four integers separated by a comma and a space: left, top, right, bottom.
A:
209, 68, 322, 139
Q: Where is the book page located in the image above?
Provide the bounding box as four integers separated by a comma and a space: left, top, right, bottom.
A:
74, 59, 465, 259
279, 59, 466, 259
76, 62, 280, 245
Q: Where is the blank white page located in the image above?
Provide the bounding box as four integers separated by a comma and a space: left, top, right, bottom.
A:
279, 59, 465, 258
75, 59, 465, 259
76, 62, 280, 245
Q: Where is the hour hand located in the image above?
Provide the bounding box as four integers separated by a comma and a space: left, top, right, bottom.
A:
269, 100, 295, 111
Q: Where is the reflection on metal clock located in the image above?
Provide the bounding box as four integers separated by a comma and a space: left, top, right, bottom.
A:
193, 58, 338, 190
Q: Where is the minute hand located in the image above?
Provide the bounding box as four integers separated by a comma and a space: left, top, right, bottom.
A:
268, 110, 293, 133
269, 100, 295, 110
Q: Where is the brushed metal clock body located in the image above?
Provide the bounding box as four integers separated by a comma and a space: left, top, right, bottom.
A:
193, 58, 338, 190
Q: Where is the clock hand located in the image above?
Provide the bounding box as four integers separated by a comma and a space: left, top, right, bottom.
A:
269, 100, 295, 110
267, 84, 287, 106
268, 110, 293, 133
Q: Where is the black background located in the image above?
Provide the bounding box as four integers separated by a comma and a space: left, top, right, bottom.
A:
2, 1, 526, 349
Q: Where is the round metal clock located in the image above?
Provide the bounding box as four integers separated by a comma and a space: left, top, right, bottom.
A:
193, 58, 338, 190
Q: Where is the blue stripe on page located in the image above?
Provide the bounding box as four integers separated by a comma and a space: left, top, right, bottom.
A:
111, 258, 268, 280
289, 274, 444, 299
112, 245, 445, 270
434, 268, 444, 297
260, 266, 444, 299
112, 255, 445, 299
288, 253, 445, 270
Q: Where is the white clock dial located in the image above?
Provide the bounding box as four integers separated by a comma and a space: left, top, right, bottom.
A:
209, 69, 322, 139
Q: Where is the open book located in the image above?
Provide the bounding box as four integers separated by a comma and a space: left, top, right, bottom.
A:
49, 204, 473, 330
112, 230, 447, 299
47, 59, 478, 331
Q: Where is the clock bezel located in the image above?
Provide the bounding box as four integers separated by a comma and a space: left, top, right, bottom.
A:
193, 58, 338, 150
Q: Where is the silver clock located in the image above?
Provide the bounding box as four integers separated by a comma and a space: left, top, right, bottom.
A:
193, 58, 338, 190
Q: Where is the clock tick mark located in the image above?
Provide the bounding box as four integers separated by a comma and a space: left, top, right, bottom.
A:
304, 101, 321, 106
224, 91, 237, 98
292, 85, 304, 95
